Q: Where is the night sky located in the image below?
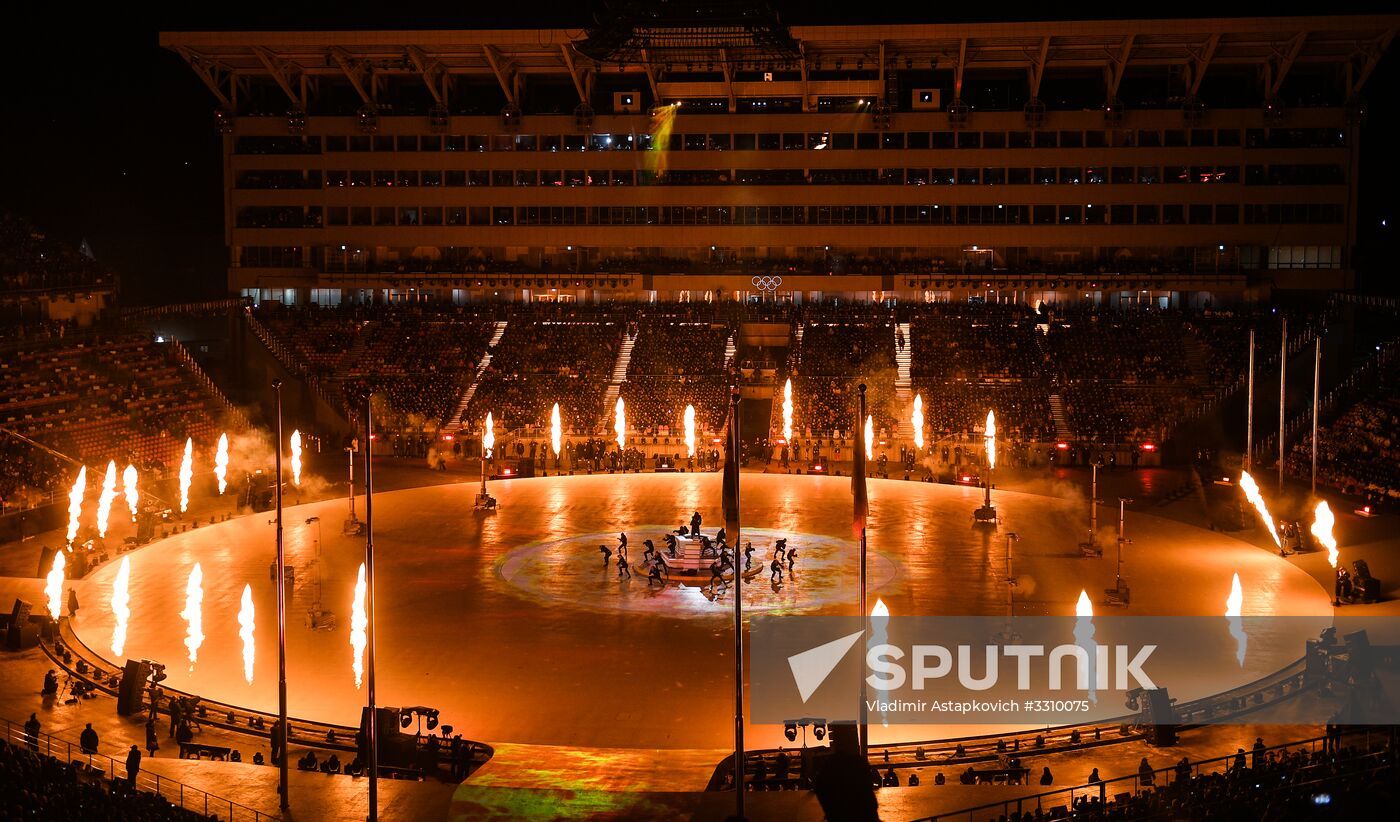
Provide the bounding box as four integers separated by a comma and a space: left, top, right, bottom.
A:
2, 1, 1395, 303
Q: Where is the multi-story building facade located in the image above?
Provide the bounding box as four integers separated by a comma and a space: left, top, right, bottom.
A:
162, 14, 1396, 307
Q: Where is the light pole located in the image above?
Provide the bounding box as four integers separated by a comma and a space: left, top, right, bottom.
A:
346, 443, 358, 524
1005, 532, 1020, 622
271, 379, 289, 809
1116, 498, 1134, 592
363, 394, 379, 822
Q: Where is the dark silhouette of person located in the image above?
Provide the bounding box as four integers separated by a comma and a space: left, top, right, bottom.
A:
774, 538, 787, 562
67, 589, 79, 617
770, 558, 784, 583
743, 541, 755, 570
1138, 757, 1154, 785
642, 539, 655, 562
146, 717, 159, 756
775, 749, 791, 781
716, 527, 726, 546
1039, 766, 1053, 785
787, 546, 798, 573
42, 670, 58, 694
1088, 767, 1101, 783
23, 714, 40, 752
617, 532, 628, 553
80, 723, 99, 754
126, 745, 142, 785
599, 544, 612, 565
647, 560, 665, 588
691, 510, 702, 536
1252, 737, 1266, 768
708, 556, 728, 589
616, 553, 630, 579
270, 718, 286, 766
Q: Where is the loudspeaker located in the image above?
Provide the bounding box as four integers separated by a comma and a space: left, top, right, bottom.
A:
359, 706, 415, 768
1143, 688, 1178, 746
826, 723, 860, 756
810, 728, 878, 822
10, 599, 33, 624
37, 546, 57, 579
117, 660, 150, 716
6, 623, 38, 651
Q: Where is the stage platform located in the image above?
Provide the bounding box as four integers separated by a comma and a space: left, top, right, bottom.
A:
62, 472, 1329, 759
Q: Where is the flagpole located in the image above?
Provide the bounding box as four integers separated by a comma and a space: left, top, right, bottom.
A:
724, 389, 745, 820
856, 384, 869, 759
272, 379, 289, 809
364, 396, 379, 821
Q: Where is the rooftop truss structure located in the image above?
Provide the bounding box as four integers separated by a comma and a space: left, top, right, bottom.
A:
162, 15, 1397, 111
575, 0, 800, 65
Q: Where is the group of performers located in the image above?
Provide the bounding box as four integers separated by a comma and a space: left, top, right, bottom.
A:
596, 511, 799, 592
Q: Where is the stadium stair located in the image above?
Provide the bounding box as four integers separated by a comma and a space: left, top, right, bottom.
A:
333, 321, 373, 383
1049, 393, 1074, 442
894, 322, 913, 438
723, 331, 737, 370
448, 320, 508, 429
600, 327, 636, 423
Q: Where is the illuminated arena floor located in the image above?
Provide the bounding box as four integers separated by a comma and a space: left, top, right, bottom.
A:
67, 473, 1330, 758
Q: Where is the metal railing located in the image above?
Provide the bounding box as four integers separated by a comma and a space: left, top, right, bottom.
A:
2, 715, 273, 821
915, 731, 1386, 821
165, 336, 252, 431
242, 308, 347, 418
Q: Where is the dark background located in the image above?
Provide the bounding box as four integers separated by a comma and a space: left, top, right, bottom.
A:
2, 1, 1395, 304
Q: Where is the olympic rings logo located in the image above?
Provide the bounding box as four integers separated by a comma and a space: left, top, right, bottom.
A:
751, 275, 783, 293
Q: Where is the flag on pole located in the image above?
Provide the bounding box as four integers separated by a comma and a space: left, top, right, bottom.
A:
853, 384, 869, 534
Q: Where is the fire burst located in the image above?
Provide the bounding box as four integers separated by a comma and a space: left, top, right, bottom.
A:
351, 563, 368, 689
1073, 590, 1098, 701
864, 415, 874, 461
66, 466, 87, 545
45, 551, 66, 620
1225, 573, 1247, 666
290, 429, 303, 487
550, 403, 562, 458
984, 410, 997, 470
483, 412, 495, 458
178, 438, 193, 513
214, 433, 229, 494
1310, 501, 1338, 569
912, 394, 924, 451
96, 461, 117, 538
782, 378, 793, 443
1237, 471, 1281, 547
111, 556, 130, 657
122, 464, 139, 520
182, 563, 204, 665
684, 404, 696, 458
238, 584, 255, 684
614, 397, 626, 451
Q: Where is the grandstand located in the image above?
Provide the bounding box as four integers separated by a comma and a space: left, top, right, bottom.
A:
160, 14, 1395, 308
